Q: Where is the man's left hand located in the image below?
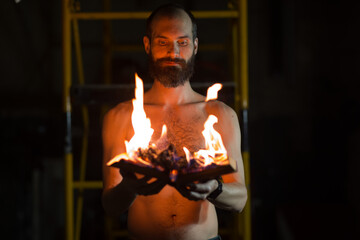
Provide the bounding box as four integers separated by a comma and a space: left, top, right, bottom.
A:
175, 179, 219, 201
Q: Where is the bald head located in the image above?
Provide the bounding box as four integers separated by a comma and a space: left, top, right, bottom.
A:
146, 4, 198, 41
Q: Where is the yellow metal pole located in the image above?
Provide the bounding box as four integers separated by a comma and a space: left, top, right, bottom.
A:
62, 0, 74, 240
232, 20, 240, 115
72, 18, 90, 240
100, 0, 112, 118
103, 0, 112, 85
239, 0, 249, 110
238, 0, 252, 240
231, 17, 244, 240
70, 11, 238, 20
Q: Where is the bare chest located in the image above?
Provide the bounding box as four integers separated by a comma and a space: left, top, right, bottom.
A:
146, 105, 208, 155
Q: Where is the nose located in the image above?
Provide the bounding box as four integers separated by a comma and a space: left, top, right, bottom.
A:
167, 42, 180, 58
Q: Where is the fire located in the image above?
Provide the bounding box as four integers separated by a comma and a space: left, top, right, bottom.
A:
205, 83, 222, 102
126, 74, 154, 152
187, 83, 227, 166
107, 74, 228, 171
107, 73, 154, 166
160, 124, 167, 138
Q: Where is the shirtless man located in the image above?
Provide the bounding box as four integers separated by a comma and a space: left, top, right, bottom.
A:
102, 4, 247, 240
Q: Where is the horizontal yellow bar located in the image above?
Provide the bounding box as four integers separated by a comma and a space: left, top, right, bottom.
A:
71, 11, 239, 20
73, 181, 102, 189
193, 11, 238, 18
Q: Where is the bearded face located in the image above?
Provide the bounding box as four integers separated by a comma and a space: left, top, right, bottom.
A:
148, 51, 196, 88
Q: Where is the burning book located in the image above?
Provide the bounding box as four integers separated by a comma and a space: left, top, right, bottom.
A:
107, 74, 237, 185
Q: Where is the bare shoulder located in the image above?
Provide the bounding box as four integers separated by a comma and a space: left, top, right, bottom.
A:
102, 101, 133, 156
103, 101, 133, 125
205, 100, 239, 123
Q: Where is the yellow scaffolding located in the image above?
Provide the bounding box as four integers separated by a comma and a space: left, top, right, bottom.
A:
62, 0, 251, 239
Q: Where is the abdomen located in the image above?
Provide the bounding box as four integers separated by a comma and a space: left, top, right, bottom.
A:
127, 185, 218, 240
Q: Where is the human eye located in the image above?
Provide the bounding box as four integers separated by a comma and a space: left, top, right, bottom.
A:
178, 39, 189, 46
158, 39, 167, 46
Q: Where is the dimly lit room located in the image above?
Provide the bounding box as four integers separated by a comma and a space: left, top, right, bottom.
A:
1, 0, 359, 239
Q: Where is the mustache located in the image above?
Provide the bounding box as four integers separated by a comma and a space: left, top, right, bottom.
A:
155, 57, 186, 65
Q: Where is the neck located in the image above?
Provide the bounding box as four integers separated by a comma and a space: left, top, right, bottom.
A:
145, 80, 199, 105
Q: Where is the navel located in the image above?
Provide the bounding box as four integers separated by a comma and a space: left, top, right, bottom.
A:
171, 214, 177, 225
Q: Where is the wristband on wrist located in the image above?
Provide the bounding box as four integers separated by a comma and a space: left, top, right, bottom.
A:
206, 177, 223, 201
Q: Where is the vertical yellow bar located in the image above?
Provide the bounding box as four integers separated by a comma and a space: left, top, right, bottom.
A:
65, 153, 74, 240
62, 1, 72, 112
242, 151, 251, 240
101, 0, 112, 117
103, 0, 112, 85
239, 0, 249, 110
72, 18, 90, 240
238, 0, 252, 240
232, 20, 240, 114
62, 0, 74, 240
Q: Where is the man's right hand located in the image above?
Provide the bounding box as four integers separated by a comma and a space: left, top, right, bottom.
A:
120, 168, 166, 196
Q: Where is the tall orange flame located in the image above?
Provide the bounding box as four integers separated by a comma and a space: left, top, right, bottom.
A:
107, 76, 228, 169
193, 115, 227, 165
107, 74, 154, 166
184, 83, 228, 166
125, 74, 154, 153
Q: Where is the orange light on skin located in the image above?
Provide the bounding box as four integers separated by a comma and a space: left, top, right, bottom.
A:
107, 74, 228, 170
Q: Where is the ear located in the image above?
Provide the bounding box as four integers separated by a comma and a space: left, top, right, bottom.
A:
143, 36, 150, 55
194, 38, 199, 55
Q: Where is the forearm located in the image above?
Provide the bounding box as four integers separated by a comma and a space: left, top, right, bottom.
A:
102, 182, 137, 217
209, 182, 247, 212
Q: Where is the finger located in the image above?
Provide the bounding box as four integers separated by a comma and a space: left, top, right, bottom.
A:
187, 191, 207, 200
175, 185, 193, 200
120, 168, 152, 182
119, 168, 136, 179
138, 180, 166, 196
187, 180, 216, 194
175, 185, 206, 201
138, 174, 152, 183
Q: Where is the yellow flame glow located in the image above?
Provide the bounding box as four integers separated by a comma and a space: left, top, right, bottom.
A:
193, 115, 227, 166
107, 74, 154, 166
160, 124, 167, 138
183, 147, 191, 163
205, 83, 222, 102
108, 75, 228, 169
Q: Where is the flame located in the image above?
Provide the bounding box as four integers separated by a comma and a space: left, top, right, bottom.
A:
108, 74, 228, 171
160, 124, 167, 138
183, 147, 191, 163
107, 74, 154, 166
183, 83, 227, 166
193, 115, 227, 166
205, 83, 222, 102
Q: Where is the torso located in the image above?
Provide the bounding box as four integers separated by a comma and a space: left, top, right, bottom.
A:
123, 101, 219, 240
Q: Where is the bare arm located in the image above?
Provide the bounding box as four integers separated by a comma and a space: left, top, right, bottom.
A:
177, 102, 247, 212
101, 105, 137, 217
211, 104, 247, 212
101, 104, 166, 217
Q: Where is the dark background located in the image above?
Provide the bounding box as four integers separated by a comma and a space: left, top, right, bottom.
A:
1, 0, 359, 239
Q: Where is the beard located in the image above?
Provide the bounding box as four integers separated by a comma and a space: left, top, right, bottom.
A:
148, 52, 195, 88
